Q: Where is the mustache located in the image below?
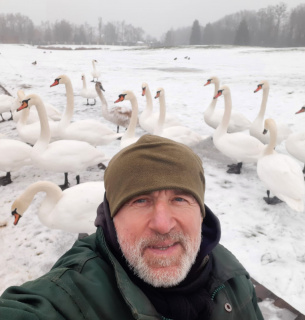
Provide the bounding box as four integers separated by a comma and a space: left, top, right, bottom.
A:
139, 232, 188, 250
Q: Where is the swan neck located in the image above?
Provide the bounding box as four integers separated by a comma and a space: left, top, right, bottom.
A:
97, 89, 108, 116
124, 96, 138, 138
155, 94, 166, 134
217, 92, 231, 134
33, 97, 51, 150
145, 87, 153, 113
258, 87, 269, 118
264, 123, 277, 155
59, 80, 74, 129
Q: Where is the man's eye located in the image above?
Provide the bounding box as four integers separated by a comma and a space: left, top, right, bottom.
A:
174, 197, 186, 202
134, 198, 146, 204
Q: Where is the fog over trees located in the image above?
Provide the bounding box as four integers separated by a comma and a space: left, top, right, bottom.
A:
0, 2, 305, 47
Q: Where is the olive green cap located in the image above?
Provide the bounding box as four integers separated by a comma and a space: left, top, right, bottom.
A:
104, 135, 205, 217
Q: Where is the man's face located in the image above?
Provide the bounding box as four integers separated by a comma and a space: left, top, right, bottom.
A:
113, 189, 203, 288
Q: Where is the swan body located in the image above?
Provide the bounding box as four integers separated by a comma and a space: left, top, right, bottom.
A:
51, 75, 122, 146
0, 94, 15, 121
154, 88, 207, 147
204, 76, 251, 133
114, 90, 140, 149
285, 130, 305, 169
17, 94, 108, 186
257, 118, 305, 212
95, 81, 132, 132
0, 138, 32, 185
213, 85, 265, 171
250, 80, 292, 144
12, 89, 62, 124
139, 82, 181, 133
11, 181, 104, 234
91, 59, 101, 82
80, 73, 97, 105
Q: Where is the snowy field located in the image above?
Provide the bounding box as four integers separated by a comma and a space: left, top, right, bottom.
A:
0, 44, 305, 318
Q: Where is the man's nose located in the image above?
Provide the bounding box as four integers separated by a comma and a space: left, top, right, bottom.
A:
148, 200, 176, 234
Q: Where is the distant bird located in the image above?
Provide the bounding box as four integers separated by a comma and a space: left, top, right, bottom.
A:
80, 73, 97, 105
11, 180, 105, 234
257, 118, 305, 212
174, 57, 177, 60
95, 81, 132, 133
91, 59, 101, 82
32, 61, 37, 65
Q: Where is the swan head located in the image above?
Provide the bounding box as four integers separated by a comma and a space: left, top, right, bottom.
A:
16, 94, 42, 112
204, 76, 219, 86
50, 74, 70, 87
93, 59, 98, 63
155, 87, 164, 99
254, 80, 269, 93
114, 91, 135, 103
142, 82, 148, 96
263, 118, 277, 135
213, 85, 230, 99
11, 196, 30, 225
95, 81, 105, 92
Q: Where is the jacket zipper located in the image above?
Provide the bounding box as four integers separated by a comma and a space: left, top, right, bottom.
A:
211, 284, 225, 301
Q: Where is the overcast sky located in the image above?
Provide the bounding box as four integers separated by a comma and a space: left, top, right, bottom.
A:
1, 0, 304, 39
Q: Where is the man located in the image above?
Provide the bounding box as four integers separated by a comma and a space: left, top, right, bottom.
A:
0, 135, 263, 320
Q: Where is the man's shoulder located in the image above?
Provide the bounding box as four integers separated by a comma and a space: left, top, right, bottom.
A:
211, 244, 249, 282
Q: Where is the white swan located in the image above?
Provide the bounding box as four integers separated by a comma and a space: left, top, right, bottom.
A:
213, 85, 265, 174
51, 75, 123, 146
139, 82, 181, 133
285, 110, 305, 172
12, 89, 62, 124
114, 90, 141, 149
250, 80, 292, 144
17, 94, 108, 189
154, 88, 208, 147
204, 76, 251, 133
257, 118, 305, 212
80, 73, 97, 105
95, 82, 131, 132
11, 180, 104, 234
91, 59, 101, 82
0, 94, 15, 121
0, 137, 32, 186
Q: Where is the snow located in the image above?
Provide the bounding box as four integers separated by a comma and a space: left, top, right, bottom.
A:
0, 44, 305, 318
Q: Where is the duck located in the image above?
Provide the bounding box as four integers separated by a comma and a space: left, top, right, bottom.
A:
0, 94, 16, 121
80, 73, 98, 105
95, 81, 131, 133
204, 76, 251, 133
114, 90, 141, 149
0, 137, 32, 186
257, 118, 305, 211
250, 80, 292, 144
154, 88, 208, 147
91, 59, 101, 82
17, 94, 108, 189
12, 89, 62, 124
11, 180, 105, 234
51, 75, 123, 146
285, 107, 305, 172
213, 85, 265, 174
139, 82, 181, 133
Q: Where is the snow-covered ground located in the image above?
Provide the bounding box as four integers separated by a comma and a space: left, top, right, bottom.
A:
0, 44, 305, 318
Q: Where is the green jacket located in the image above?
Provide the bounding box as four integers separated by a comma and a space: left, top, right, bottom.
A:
0, 228, 263, 320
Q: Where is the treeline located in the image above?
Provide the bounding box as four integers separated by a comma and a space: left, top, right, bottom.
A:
0, 15, 157, 45
164, 2, 305, 47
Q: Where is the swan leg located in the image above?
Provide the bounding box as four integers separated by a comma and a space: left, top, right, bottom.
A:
263, 190, 283, 205
90, 99, 96, 106
0, 172, 12, 186
59, 172, 70, 190
76, 175, 80, 184
85, 99, 89, 105
303, 164, 305, 174
227, 162, 242, 174
0, 113, 5, 122
117, 125, 120, 133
